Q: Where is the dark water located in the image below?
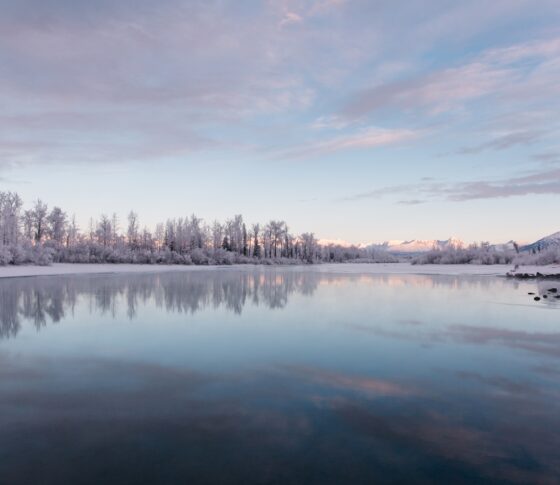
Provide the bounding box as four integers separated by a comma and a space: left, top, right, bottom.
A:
0, 267, 559, 484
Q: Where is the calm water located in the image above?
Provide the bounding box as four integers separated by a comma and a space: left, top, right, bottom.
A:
0, 267, 559, 484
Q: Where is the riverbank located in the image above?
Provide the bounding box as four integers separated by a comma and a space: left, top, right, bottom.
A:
1, 262, 560, 279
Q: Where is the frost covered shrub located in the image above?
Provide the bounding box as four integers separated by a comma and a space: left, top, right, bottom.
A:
232, 254, 250, 264
131, 249, 158, 264
32, 246, 54, 266
42, 240, 65, 262
9, 244, 29, 265
211, 249, 236, 265
412, 247, 515, 265
56, 243, 90, 263
190, 248, 209, 265
514, 247, 560, 265
155, 250, 192, 265
4, 243, 54, 265
358, 251, 399, 263
0, 246, 12, 265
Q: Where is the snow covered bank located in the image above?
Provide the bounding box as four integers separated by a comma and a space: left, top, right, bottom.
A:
0, 263, 227, 279
312, 263, 557, 276
2, 262, 560, 279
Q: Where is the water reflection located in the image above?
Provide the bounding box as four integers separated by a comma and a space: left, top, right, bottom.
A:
0, 269, 323, 338
1, 269, 559, 484
3, 270, 557, 340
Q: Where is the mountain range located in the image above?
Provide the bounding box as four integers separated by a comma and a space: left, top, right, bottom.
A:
367, 237, 464, 254
521, 231, 560, 253
319, 231, 560, 255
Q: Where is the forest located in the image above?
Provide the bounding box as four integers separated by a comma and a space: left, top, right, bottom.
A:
0, 191, 395, 266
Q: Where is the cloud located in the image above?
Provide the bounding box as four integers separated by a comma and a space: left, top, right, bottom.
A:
310, 115, 354, 131
448, 167, 560, 201
336, 33, 560, 147
0, 0, 319, 168
343, 61, 512, 118
279, 11, 303, 27
341, 182, 442, 202
278, 127, 418, 159
397, 199, 426, 205
457, 129, 546, 154
343, 166, 560, 203
1, 0, 559, 172
341, 35, 560, 122
533, 151, 560, 163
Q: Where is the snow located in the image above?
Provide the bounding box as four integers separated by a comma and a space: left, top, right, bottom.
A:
523, 231, 560, 251
367, 237, 465, 253
0, 264, 223, 279
313, 263, 559, 276
1, 262, 560, 279
317, 237, 471, 253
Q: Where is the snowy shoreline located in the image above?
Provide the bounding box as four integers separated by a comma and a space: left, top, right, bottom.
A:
1, 262, 560, 279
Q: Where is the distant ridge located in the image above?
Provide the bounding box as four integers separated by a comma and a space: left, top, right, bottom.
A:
367, 237, 464, 254
318, 231, 560, 255
522, 231, 560, 252
318, 237, 465, 253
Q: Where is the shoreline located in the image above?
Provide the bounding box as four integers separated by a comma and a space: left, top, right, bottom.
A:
1, 262, 560, 279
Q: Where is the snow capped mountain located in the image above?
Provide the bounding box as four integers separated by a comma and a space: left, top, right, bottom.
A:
490, 240, 518, 252
318, 237, 466, 253
368, 237, 465, 254
318, 232, 560, 255
522, 231, 560, 252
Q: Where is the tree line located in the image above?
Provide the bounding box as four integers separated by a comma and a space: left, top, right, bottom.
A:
0, 191, 394, 266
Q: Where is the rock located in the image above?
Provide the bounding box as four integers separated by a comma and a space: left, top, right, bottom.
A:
508, 272, 560, 280
543, 295, 548, 299
528, 292, 535, 295
548, 288, 558, 293
534, 296, 541, 301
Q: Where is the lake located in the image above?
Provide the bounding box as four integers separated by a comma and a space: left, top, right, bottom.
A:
0, 266, 559, 484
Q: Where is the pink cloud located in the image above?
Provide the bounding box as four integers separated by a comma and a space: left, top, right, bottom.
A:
277, 127, 418, 159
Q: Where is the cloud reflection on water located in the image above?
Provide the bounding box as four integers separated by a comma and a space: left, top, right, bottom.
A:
1, 270, 560, 483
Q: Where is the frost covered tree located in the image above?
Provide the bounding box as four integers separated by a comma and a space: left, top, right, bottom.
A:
97, 215, 112, 247
22, 210, 34, 241
111, 213, 120, 247
127, 211, 139, 249
299, 233, 317, 263
222, 235, 231, 251
154, 223, 164, 250
67, 215, 79, 247
267, 220, 286, 258
0, 192, 22, 246
0, 191, 404, 266
212, 221, 223, 251
189, 215, 204, 250
252, 224, 261, 258
242, 223, 248, 256
47, 207, 67, 245
31, 200, 49, 243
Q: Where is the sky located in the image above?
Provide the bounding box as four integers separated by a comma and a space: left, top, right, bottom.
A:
1, 0, 560, 244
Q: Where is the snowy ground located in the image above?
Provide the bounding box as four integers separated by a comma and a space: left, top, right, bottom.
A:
1, 262, 560, 279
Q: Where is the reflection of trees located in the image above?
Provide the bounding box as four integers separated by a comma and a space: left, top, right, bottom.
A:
0, 269, 320, 339
2, 270, 536, 340
0, 284, 20, 338
0, 279, 77, 336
